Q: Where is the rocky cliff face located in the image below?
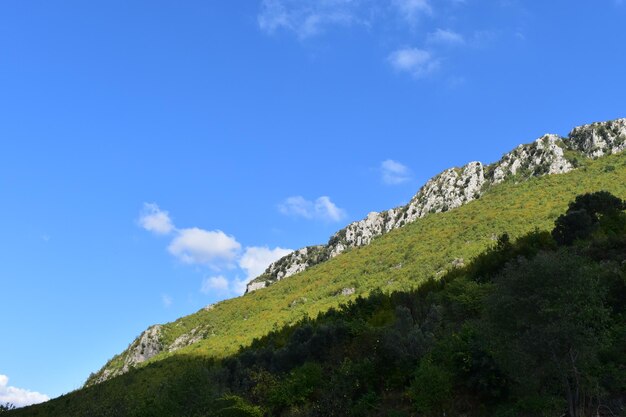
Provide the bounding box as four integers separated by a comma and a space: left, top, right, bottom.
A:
568, 119, 626, 157
246, 118, 626, 292
90, 325, 163, 385
87, 313, 217, 387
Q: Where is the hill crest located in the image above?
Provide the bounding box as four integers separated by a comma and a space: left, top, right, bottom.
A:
246, 118, 626, 292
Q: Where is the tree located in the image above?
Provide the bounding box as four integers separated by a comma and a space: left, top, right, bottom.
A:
410, 358, 453, 415
0, 403, 15, 413
486, 250, 610, 417
552, 191, 625, 245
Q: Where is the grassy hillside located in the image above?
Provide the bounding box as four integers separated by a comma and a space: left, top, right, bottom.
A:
10, 185, 626, 417
97, 152, 626, 369
9, 151, 626, 416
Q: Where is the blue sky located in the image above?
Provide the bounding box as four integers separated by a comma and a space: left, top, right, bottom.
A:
1, 0, 625, 406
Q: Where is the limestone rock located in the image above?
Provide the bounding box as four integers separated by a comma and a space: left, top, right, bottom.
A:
402, 161, 485, 221
246, 281, 267, 292
246, 246, 326, 292
567, 118, 626, 158
340, 287, 355, 296
169, 327, 204, 352
124, 325, 163, 369
490, 134, 573, 184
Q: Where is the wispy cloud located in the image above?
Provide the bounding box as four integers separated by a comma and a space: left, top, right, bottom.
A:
257, 0, 507, 79
138, 203, 175, 235
388, 47, 439, 78
258, 0, 369, 38
381, 159, 412, 184
161, 294, 173, 308
200, 275, 230, 293
278, 196, 347, 222
392, 0, 432, 22
257, 0, 436, 38
426, 28, 465, 45
0, 375, 49, 408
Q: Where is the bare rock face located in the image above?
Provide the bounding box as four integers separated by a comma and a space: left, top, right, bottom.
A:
246, 281, 267, 292
245, 118, 624, 293
490, 134, 573, 184
345, 212, 387, 248
123, 325, 163, 371
89, 325, 163, 385
567, 118, 626, 158
403, 161, 486, 222
248, 245, 327, 289
169, 327, 205, 352
340, 287, 355, 296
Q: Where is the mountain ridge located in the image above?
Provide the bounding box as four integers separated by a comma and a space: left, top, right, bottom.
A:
86, 117, 626, 387
246, 118, 626, 292
15, 154, 626, 417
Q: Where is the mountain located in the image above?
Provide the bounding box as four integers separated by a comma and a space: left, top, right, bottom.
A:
8, 117, 626, 417
85, 118, 626, 387
12, 188, 626, 417
247, 118, 626, 292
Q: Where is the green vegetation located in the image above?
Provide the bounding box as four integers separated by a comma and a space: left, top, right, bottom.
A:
11, 190, 626, 416
98, 152, 626, 371
10, 152, 626, 417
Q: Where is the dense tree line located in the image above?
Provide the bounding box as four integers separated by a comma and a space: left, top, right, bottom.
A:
208, 191, 626, 417
0, 404, 16, 413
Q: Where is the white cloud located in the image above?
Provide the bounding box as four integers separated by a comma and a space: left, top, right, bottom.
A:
161, 294, 172, 308
393, 0, 432, 21
278, 196, 313, 219
315, 196, 346, 221
427, 28, 465, 45
200, 275, 230, 293
257, 0, 435, 37
232, 278, 251, 296
137, 205, 295, 297
388, 47, 439, 78
258, 0, 367, 38
139, 203, 175, 235
0, 375, 49, 408
279, 196, 346, 222
167, 228, 241, 265
239, 246, 293, 280
256, 0, 497, 79
381, 159, 412, 184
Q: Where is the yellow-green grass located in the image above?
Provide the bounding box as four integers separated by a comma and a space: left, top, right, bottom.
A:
95, 152, 626, 379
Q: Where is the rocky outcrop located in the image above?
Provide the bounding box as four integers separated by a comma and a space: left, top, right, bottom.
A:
246, 118, 625, 293
249, 245, 327, 288
126, 325, 163, 366
489, 134, 573, 184
89, 325, 163, 385
401, 161, 486, 222
169, 327, 205, 352
568, 118, 626, 158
